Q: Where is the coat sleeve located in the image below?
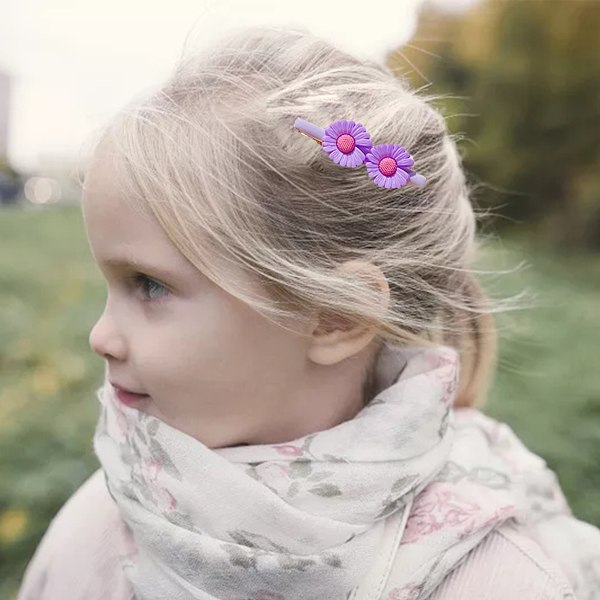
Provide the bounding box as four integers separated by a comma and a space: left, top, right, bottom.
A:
17, 468, 135, 600
429, 520, 578, 600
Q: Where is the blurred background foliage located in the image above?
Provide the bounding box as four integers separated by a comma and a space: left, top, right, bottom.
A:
1, 0, 599, 597
393, 0, 600, 249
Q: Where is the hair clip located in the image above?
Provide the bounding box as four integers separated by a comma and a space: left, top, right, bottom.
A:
293, 118, 427, 189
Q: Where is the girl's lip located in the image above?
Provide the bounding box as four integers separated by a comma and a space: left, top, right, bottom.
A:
112, 385, 150, 406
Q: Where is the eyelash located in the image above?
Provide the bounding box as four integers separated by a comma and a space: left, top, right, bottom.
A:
130, 273, 169, 303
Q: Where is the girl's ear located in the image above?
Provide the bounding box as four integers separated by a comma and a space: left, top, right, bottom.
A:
306, 260, 390, 366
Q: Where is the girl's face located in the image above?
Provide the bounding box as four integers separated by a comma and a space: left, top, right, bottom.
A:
81, 142, 367, 448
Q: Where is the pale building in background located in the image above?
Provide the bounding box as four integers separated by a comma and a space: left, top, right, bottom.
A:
0, 70, 11, 160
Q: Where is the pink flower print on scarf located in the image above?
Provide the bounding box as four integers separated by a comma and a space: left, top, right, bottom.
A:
141, 458, 162, 483
272, 443, 303, 457
410, 346, 460, 407
402, 480, 517, 545
154, 486, 178, 512
401, 482, 484, 544
254, 462, 291, 492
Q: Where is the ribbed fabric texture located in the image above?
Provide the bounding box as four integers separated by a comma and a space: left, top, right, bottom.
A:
429, 521, 577, 599
18, 468, 577, 600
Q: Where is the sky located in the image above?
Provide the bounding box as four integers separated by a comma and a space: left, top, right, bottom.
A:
1, 0, 481, 173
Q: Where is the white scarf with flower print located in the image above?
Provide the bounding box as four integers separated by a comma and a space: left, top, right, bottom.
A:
93, 343, 600, 600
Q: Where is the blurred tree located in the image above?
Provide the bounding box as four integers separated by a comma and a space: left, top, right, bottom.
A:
389, 0, 600, 250
0, 155, 19, 178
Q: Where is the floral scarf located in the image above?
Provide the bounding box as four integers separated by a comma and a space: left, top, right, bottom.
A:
92, 343, 600, 600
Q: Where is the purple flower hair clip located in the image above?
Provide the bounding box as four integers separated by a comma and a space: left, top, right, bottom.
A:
293, 117, 427, 189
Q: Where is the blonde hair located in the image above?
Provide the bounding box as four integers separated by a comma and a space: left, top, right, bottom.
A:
85, 25, 531, 409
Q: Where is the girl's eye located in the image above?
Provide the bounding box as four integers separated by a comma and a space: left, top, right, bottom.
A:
131, 274, 169, 302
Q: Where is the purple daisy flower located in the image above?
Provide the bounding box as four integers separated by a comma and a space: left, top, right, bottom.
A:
322, 120, 373, 168
364, 144, 415, 189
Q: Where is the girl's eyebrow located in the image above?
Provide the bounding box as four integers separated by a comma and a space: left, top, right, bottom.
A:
99, 258, 179, 281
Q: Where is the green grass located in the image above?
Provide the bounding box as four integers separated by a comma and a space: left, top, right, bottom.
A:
476, 234, 600, 525
1, 204, 599, 599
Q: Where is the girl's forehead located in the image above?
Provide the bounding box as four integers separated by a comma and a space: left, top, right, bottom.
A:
82, 187, 200, 282
83, 154, 152, 220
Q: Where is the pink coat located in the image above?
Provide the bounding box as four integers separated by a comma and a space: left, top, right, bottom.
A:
17, 468, 576, 599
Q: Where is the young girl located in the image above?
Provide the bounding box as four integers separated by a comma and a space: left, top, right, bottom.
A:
17, 25, 600, 600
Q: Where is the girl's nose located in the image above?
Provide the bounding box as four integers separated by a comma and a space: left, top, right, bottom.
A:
89, 310, 127, 361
